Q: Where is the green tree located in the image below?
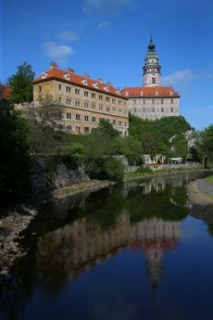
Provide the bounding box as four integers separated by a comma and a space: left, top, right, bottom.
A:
199, 125, 213, 167
25, 95, 63, 154
0, 99, 32, 201
122, 135, 143, 165
7, 62, 35, 103
84, 120, 124, 181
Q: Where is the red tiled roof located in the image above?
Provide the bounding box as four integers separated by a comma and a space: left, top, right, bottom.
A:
33, 66, 127, 99
2, 85, 11, 100
121, 86, 180, 98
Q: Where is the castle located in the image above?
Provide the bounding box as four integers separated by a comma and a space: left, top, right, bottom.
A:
32, 36, 180, 134
121, 35, 180, 120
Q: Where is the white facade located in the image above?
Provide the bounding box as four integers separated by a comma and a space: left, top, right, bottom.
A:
122, 36, 180, 120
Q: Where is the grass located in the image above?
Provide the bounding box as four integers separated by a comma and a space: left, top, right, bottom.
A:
124, 166, 207, 181
205, 175, 213, 184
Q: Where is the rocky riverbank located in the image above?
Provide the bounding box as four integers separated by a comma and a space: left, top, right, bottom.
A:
0, 180, 115, 276
187, 178, 213, 224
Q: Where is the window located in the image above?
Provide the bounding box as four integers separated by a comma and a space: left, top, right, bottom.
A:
171, 107, 174, 112
38, 86, 42, 92
66, 98, 71, 105
119, 121, 122, 126
75, 100, 80, 107
75, 88, 80, 95
67, 125, 72, 131
171, 99, 174, 104
84, 127, 89, 133
106, 107, 110, 112
91, 102, 96, 109
161, 108, 164, 112
66, 86, 71, 93
92, 117, 96, 122
99, 95, 103, 101
99, 104, 103, 111
84, 101, 89, 108
91, 93, 96, 98
118, 100, 122, 105
106, 97, 110, 102
113, 120, 116, 125
112, 98, 116, 104
84, 115, 89, 121
84, 91, 88, 97
67, 112, 71, 119
76, 114, 81, 120
58, 84, 61, 90
152, 77, 156, 84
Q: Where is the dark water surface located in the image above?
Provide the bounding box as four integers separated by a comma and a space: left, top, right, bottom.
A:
1, 172, 213, 320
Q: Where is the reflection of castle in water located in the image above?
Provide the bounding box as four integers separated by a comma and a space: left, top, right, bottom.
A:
139, 176, 184, 194
38, 213, 181, 287
130, 218, 181, 288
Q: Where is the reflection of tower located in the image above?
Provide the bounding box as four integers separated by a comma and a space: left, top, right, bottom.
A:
129, 218, 181, 288
146, 247, 163, 289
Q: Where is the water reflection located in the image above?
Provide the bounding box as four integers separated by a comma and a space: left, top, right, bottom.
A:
37, 173, 188, 289
1, 171, 213, 320
38, 214, 181, 290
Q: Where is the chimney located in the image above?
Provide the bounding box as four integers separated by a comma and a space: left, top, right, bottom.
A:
67, 67, 75, 73
50, 61, 58, 69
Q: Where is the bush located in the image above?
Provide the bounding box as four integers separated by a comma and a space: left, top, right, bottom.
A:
136, 165, 152, 174
85, 156, 124, 182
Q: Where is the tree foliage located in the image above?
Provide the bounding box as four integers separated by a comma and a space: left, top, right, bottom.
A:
0, 98, 32, 201
129, 115, 191, 159
7, 62, 35, 103
199, 125, 213, 166
84, 120, 124, 181
25, 95, 63, 154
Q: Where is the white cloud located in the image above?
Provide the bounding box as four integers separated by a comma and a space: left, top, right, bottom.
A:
42, 42, 73, 63
82, 0, 132, 15
162, 69, 196, 86
59, 31, 79, 42
98, 21, 110, 29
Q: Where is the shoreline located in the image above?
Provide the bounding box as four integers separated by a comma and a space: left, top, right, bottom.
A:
186, 180, 213, 206
0, 180, 115, 275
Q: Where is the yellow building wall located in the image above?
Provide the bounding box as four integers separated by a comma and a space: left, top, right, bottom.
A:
33, 79, 129, 136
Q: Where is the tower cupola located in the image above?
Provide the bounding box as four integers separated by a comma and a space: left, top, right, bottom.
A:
143, 35, 161, 87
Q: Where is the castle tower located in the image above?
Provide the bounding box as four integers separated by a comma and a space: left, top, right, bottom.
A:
143, 35, 161, 87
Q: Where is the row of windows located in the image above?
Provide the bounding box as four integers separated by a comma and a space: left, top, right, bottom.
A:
58, 125, 127, 136
133, 107, 177, 113
58, 84, 124, 105
58, 124, 90, 133
132, 98, 175, 105
63, 112, 127, 126
59, 97, 126, 114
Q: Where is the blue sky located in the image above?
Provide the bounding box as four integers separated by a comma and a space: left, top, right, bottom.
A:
2, 0, 213, 130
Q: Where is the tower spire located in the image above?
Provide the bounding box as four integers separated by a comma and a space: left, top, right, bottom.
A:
143, 34, 161, 87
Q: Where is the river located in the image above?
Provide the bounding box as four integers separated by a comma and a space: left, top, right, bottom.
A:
1, 171, 213, 320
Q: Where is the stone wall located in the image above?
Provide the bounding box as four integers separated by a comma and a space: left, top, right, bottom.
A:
32, 156, 89, 194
